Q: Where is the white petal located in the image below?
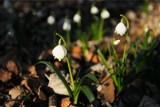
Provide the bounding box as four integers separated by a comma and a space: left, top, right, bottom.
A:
47, 16, 55, 25
91, 6, 99, 14
101, 9, 110, 19
115, 22, 127, 36
52, 45, 67, 61
73, 14, 81, 23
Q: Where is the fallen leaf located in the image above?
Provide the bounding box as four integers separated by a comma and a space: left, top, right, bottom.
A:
21, 79, 34, 95
54, 61, 62, 68
71, 45, 82, 59
0, 69, 12, 82
5, 101, 15, 107
37, 86, 47, 100
61, 97, 71, 107
6, 60, 19, 75
92, 54, 99, 64
99, 75, 115, 103
46, 73, 69, 95
9, 86, 23, 99
85, 50, 93, 62
28, 65, 39, 78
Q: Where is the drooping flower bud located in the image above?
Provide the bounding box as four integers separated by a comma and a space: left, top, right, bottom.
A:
101, 9, 110, 19
115, 22, 127, 36
52, 45, 67, 61
63, 19, 71, 31
91, 5, 99, 15
73, 13, 81, 23
47, 15, 55, 25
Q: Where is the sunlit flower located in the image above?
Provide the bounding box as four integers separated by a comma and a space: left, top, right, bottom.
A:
63, 19, 71, 31
115, 22, 127, 36
52, 45, 67, 61
91, 5, 99, 15
47, 15, 55, 25
114, 39, 120, 45
73, 13, 81, 23
101, 9, 110, 19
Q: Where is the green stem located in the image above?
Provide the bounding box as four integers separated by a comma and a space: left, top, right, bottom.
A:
98, 18, 104, 41
56, 33, 67, 47
66, 57, 75, 90
66, 31, 70, 48
120, 14, 129, 29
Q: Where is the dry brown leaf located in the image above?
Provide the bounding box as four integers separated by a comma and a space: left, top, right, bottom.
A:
28, 65, 39, 78
9, 86, 23, 99
71, 45, 82, 59
46, 73, 69, 95
85, 50, 93, 62
61, 97, 71, 107
6, 60, 19, 75
37, 86, 47, 100
5, 101, 15, 107
0, 69, 12, 82
99, 75, 115, 103
54, 61, 62, 68
92, 54, 99, 64
21, 79, 34, 95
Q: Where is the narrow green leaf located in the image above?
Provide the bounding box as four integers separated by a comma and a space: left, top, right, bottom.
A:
80, 85, 95, 103
97, 49, 119, 88
36, 61, 72, 97
73, 73, 98, 96
143, 30, 150, 49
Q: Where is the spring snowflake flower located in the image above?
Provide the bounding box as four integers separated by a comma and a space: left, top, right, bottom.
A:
47, 15, 55, 25
101, 9, 110, 19
52, 45, 67, 61
73, 13, 81, 23
91, 5, 99, 15
115, 22, 127, 36
63, 19, 71, 31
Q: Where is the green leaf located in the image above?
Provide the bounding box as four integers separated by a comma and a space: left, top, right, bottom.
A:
36, 61, 72, 97
97, 49, 118, 88
83, 73, 98, 83
143, 30, 150, 49
73, 73, 98, 97
80, 85, 95, 103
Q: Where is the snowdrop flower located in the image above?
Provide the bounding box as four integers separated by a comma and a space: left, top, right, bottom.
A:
115, 22, 127, 36
63, 19, 71, 31
73, 13, 81, 23
114, 39, 120, 45
91, 5, 99, 15
47, 15, 55, 25
101, 9, 110, 19
52, 45, 67, 61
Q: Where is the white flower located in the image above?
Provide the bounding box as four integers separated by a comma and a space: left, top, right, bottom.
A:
91, 5, 99, 15
63, 19, 71, 31
47, 16, 55, 25
52, 45, 67, 61
101, 9, 110, 19
73, 13, 81, 23
115, 22, 127, 36
114, 39, 120, 45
